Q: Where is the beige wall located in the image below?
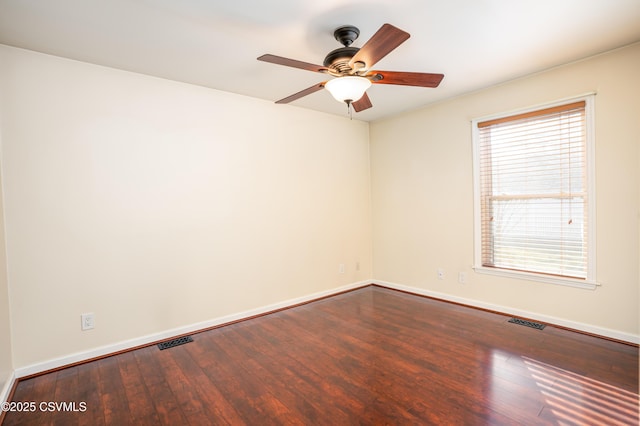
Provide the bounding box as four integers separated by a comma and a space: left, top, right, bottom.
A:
371, 43, 640, 337
1, 42, 638, 372
0, 45, 372, 368
0, 139, 12, 394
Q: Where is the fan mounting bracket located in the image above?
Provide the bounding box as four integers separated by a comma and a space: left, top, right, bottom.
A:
333, 25, 360, 47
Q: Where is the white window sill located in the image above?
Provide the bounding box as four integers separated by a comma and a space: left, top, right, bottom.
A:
473, 266, 598, 290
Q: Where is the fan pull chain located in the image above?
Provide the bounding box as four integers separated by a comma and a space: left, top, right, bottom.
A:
346, 100, 353, 120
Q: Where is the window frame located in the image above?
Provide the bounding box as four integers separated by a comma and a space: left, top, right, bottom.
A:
471, 94, 597, 290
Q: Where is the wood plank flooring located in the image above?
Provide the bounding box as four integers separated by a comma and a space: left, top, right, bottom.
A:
3, 285, 638, 425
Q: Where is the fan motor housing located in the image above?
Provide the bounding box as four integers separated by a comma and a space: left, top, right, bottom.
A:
323, 46, 359, 74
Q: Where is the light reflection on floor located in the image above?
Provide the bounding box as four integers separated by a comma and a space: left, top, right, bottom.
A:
523, 356, 639, 425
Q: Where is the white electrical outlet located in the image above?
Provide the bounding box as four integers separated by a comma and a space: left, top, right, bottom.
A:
437, 269, 445, 280
81, 313, 95, 331
458, 272, 467, 284
339, 263, 346, 274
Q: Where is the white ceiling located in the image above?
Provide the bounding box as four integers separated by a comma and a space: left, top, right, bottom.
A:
1, 0, 639, 122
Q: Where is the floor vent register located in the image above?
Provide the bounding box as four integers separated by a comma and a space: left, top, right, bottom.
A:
508, 317, 546, 330
157, 335, 194, 350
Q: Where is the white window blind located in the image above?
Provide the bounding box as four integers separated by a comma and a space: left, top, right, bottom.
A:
476, 100, 590, 281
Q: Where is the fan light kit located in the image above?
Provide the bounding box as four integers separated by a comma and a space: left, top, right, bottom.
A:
325, 76, 371, 104
258, 23, 444, 116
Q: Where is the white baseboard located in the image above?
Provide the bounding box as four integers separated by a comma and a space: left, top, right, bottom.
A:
373, 279, 640, 345
14, 280, 371, 379
1, 370, 15, 406
12, 278, 637, 379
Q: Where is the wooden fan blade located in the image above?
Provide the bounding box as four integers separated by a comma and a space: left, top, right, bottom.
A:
352, 92, 373, 112
258, 54, 328, 73
275, 82, 326, 104
348, 24, 410, 69
370, 71, 444, 87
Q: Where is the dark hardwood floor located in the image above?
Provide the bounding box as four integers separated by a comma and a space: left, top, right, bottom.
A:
3, 285, 638, 425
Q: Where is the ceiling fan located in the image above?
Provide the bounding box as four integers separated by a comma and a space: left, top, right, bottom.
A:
258, 23, 444, 114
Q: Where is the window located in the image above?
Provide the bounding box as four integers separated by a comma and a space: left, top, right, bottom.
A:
472, 96, 596, 289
